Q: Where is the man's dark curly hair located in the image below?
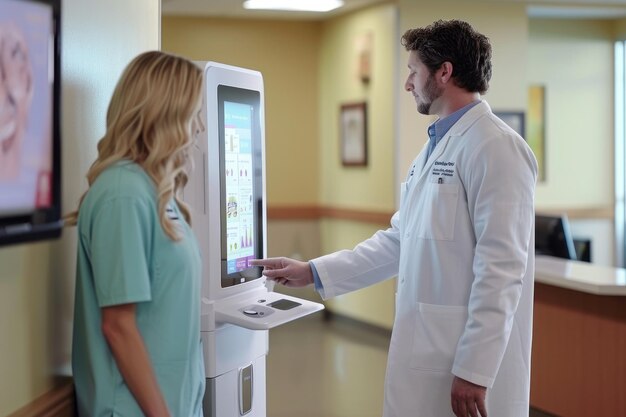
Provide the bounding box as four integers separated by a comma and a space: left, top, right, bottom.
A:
401, 20, 492, 94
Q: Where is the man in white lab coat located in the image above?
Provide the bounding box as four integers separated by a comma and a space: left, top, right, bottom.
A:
252, 20, 537, 417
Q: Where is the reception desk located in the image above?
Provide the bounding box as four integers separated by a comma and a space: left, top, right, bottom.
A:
531, 255, 626, 416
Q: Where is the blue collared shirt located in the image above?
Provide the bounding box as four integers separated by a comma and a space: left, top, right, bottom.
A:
426, 100, 481, 159
311, 262, 323, 291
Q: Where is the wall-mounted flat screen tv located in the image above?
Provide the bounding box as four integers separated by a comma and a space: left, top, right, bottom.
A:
0, 0, 62, 247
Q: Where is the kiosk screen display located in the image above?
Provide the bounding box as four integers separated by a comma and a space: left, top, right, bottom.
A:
218, 85, 263, 287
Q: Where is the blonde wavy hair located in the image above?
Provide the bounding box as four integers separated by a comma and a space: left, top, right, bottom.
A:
65, 51, 203, 241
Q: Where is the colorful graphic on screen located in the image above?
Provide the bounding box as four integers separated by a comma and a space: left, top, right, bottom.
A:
0, 0, 53, 215
224, 101, 255, 274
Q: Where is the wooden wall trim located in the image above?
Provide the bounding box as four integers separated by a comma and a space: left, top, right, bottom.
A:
319, 206, 393, 225
8, 377, 74, 417
267, 205, 394, 225
270, 205, 614, 223
267, 205, 322, 220
536, 206, 614, 220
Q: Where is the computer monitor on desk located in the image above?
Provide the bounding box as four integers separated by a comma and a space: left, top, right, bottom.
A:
535, 213, 577, 260
573, 238, 591, 263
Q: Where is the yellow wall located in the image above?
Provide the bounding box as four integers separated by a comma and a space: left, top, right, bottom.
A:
161, 17, 321, 206
318, 4, 397, 212
529, 19, 614, 209
0, 0, 160, 414
317, 3, 398, 328
0, 244, 51, 413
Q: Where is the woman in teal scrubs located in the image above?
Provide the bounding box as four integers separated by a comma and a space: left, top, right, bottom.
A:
66, 51, 205, 417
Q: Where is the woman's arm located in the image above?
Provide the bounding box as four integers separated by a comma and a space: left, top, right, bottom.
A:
101, 303, 171, 417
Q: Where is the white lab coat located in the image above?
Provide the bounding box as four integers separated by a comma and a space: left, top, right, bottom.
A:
312, 101, 537, 417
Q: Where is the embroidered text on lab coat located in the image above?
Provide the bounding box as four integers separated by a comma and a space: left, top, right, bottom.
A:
431, 160, 456, 178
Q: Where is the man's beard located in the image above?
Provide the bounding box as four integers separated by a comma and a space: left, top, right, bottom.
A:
417, 74, 443, 115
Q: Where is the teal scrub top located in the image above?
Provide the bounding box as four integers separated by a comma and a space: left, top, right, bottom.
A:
72, 161, 205, 417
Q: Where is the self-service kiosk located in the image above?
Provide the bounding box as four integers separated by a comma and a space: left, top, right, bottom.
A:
183, 62, 324, 417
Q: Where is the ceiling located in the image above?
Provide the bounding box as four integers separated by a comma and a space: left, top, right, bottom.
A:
162, 0, 626, 20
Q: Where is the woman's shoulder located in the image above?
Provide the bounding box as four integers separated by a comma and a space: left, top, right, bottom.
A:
77, 162, 158, 242
97, 160, 153, 193
84, 161, 156, 210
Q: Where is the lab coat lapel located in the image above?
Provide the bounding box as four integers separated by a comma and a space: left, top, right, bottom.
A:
413, 134, 454, 188
413, 101, 490, 189
410, 144, 429, 180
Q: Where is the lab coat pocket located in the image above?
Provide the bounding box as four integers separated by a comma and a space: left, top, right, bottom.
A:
409, 302, 467, 372
416, 182, 459, 241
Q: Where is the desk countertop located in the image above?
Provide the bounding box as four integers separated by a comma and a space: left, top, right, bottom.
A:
535, 255, 626, 296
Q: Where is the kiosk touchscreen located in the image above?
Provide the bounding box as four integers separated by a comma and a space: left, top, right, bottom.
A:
185, 61, 323, 331
219, 86, 263, 288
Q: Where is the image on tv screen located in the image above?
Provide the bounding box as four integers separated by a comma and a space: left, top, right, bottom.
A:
0, 0, 54, 216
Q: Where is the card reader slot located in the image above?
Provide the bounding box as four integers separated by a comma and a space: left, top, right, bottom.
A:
267, 299, 301, 311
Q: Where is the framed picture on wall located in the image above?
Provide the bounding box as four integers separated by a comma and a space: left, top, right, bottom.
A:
494, 111, 525, 138
340, 102, 367, 166
527, 85, 546, 182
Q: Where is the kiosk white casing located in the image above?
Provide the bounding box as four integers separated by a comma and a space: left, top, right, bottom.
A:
184, 62, 323, 417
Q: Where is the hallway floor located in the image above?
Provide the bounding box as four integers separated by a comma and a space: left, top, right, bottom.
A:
266, 314, 388, 417
266, 314, 556, 417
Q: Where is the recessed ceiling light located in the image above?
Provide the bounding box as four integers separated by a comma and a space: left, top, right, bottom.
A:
243, 0, 344, 13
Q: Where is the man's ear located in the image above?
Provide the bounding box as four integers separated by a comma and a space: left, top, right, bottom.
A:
439, 61, 453, 84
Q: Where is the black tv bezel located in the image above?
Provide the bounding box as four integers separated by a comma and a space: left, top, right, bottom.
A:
0, 0, 62, 247
217, 84, 264, 288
